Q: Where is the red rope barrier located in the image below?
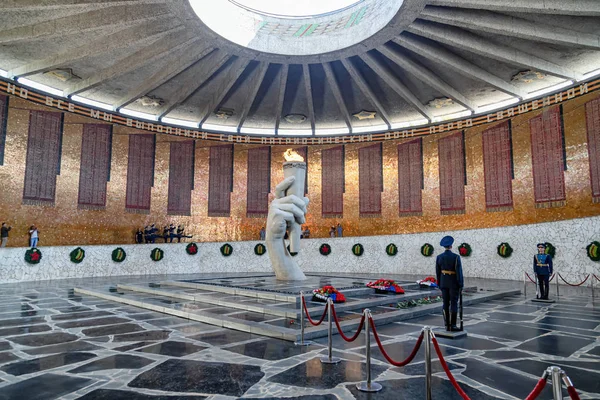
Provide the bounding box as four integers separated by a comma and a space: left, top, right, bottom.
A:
567, 385, 581, 400
330, 303, 365, 342
594, 274, 600, 283
558, 273, 590, 287
527, 273, 556, 284
302, 296, 327, 326
431, 336, 471, 400
524, 378, 547, 400
369, 316, 424, 367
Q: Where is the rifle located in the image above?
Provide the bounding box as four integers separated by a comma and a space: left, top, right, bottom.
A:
459, 289, 463, 331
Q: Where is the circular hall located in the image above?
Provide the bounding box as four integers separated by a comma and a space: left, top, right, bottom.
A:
0, 1, 599, 399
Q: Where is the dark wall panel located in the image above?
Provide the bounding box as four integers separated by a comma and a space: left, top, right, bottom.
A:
398, 138, 423, 216
125, 134, 155, 213
321, 145, 345, 217
482, 121, 514, 211
208, 144, 233, 217
23, 110, 63, 206
359, 143, 383, 217
167, 140, 195, 216
438, 131, 466, 214
78, 124, 112, 209
586, 98, 600, 202
530, 106, 566, 207
247, 146, 271, 217
0, 94, 8, 165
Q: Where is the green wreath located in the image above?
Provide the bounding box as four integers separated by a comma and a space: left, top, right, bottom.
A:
421, 243, 434, 257
586, 241, 600, 262
544, 242, 556, 258
220, 243, 233, 257
497, 242, 513, 258
352, 243, 364, 257
319, 243, 331, 256
386, 243, 398, 256
70, 247, 85, 264
150, 248, 164, 262
458, 243, 472, 257
24, 248, 42, 265
254, 243, 266, 256
112, 247, 126, 263
186, 242, 198, 255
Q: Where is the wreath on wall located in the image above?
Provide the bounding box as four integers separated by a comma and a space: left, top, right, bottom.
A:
352, 243, 364, 257
544, 242, 556, 258
421, 243, 434, 257
319, 243, 331, 256
497, 242, 513, 258
586, 241, 600, 262
254, 243, 266, 256
70, 247, 85, 264
386, 243, 398, 256
458, 243, 472, 257
220, 243, 233, 257
112, 247, 126, 263
186, 243, 198, 255
24, 248, 42, 265
150, 248, 164, 262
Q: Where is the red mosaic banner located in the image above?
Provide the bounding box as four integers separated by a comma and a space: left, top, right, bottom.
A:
482, 121, 513, 211
208, 144, 233, 217
125, 134, 155, 213
23, 110, 63, 206
586, 97, 600, 202
321, 146, 345, 217
530, 106, 566, 206
398, 138, 423, 216
0, 94, 8, 165
167, 140, 195, 216
359, 143, 383, 217
78, 124, 112, 209
246, 146, 271, 217
438, 131, 466, 214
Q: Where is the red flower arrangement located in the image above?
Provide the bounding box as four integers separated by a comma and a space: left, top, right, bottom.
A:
417, 276, 438, 288
366, 279, 405, 294
312, 285, 346, 303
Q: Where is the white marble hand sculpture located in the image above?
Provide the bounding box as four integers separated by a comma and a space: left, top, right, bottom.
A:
266, 176, 309, 280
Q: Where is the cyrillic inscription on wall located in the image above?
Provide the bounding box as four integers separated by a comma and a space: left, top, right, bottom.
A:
246, 146, 271, 217
208, 144, 233, 217
359, 143, 383, 217
482, 121, 514, 212
438, 131, 466, 215
530, 106, 566, 207
398, 138, 423, 216
78, 124, 112, 209
167, 140, 195, 216
321, 146, 345, 218
125, 134, 155, 213
23, 110, 63, 206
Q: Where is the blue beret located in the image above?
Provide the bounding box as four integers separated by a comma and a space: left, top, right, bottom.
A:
440, 236, 454, 247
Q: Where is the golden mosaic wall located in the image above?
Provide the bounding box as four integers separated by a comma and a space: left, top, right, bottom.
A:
1, 93, 600, 247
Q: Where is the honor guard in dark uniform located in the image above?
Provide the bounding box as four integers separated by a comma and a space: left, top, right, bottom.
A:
436, 236, 464, 332
534, 243, 553, 300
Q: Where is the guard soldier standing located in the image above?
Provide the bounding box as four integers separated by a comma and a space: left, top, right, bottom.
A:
436, 235, 464, 332
534, 243, 553, 300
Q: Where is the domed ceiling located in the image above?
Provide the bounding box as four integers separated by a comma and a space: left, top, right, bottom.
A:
1, 0, 600, 136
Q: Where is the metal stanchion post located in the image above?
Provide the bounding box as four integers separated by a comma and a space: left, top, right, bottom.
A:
556, 274, 560, 298
424, 327, 432, 400
356, 310, 382, 392
591, 278, 595, 299
549, 366, 564, 400
523, 271, 527, 298
295, 291, 313, 346
320, 298, 341, 364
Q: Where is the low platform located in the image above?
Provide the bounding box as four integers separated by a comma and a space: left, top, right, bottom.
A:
433, 328, 468, 339
531, 298, 556, 303
75, 275, 520, 342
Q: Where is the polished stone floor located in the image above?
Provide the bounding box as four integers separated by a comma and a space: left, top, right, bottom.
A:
0, 273, 598, 399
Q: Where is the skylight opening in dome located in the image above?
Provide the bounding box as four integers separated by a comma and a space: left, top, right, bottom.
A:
231, 0, 362, 18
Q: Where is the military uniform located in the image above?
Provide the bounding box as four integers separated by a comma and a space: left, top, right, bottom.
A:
534, 243, 553, 300
435, 236, 464, 331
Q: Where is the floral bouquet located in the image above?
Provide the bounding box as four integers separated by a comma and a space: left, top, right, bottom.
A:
366, 279, 405, 294
312, 285, 346, 303
417, 276, 438, 288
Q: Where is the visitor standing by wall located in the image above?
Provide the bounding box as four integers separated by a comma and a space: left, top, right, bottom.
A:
336, 223, 343, 238
329, 226, 335, 238
435, 235, 463, 331
259, 227, 266, 241
1, 222, 11, 247
29, 225, 39, 248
